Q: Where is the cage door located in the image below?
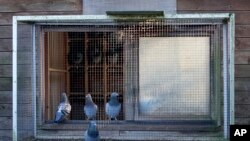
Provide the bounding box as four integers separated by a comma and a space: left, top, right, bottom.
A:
139, 37, 210, 119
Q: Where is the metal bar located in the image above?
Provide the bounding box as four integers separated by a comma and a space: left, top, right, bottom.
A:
32, 24, 37, 138
14, 13, 230, 22
223, 23, 229, 139
12, 16, 18, 141
229, 14, 235, 125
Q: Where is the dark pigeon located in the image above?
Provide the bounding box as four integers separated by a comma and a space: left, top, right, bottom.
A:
84, 121, 100, 141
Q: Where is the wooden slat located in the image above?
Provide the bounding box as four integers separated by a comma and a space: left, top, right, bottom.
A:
235, 51, 250, 65
235, 104, 250, 117
0, 0, 82, 12
236, 25, 250, 37
0, 78, 12, 91
0, 26, 12, 38
178, 0, 250, 11
236, 38, 250, 50
0, 117, 12, 129
0, 91, 12, 104
235, 91, 250, 104
235, 118, 250, 125
0, 104, 12, 116
0, 65, 12, 77
0, 130, 12, 141
0, 52, 11, 65
235, 78, 250, 91
0, 39, 11, 51
235, 65, 250, 77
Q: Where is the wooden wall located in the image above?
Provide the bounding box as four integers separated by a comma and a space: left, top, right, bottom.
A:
0, 0, 82, 140
178, 0, 250, 124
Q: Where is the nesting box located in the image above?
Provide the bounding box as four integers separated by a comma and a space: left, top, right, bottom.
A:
13, 13, 234, 140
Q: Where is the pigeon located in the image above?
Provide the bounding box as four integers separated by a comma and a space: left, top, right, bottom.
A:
54, 92, 71, 123
84, 121, 100, 141
84, 94, 98, 120
105, 92, 121, 120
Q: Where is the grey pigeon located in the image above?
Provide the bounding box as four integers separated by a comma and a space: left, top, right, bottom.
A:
105, 92, 121, 120
84, 121, 100, 141
54, 92, 71, 123
84, 94, 98, 120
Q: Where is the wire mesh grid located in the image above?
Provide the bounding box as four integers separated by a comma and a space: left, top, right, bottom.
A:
14, 17, 231, 141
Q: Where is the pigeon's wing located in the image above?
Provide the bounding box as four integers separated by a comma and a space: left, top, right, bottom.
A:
84, 104, 98, 119
54, 111, 65, 123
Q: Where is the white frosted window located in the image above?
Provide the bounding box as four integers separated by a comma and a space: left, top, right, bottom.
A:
139, 37, 210, 118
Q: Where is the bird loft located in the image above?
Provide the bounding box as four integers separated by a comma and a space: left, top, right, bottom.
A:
13, 14, 235, 140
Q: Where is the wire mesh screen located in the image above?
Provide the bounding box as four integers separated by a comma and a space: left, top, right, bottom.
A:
15, 17, 230, 141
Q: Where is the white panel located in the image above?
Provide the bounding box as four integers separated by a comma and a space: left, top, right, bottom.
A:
139, 37, 210, 118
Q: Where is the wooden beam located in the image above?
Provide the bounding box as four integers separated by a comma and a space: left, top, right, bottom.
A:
235, 65, 250, 77
0, 39, 12, 51
0, 0, 82, 12
0, 117, 12, 129
235, 104, 250, 118
0, 26, 12, 38
236, 38, 250, 50
0, 78, 12, 91
178, 0, 250, 11
0, 130, 12, 141
235, 51, 250, 65
0, 91, 12, 104
0, 104, 12, 116
235, 91, 250, 104
236, 25, 250, 37
235, 78, 250, 91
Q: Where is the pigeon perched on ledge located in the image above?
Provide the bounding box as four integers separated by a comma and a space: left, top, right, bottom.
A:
105, 92, 121, 120
84, 94, 98, 120
85, 121, 100, 141
54, 92, 71, 123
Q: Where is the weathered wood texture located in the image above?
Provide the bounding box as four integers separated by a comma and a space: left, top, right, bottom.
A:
0, 0, 83, 139
0, 0, 82, 12
178, 0, 250, 11
178, 0, 250, 125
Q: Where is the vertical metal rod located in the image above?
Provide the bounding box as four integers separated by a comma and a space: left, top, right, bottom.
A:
229, 14, 235, 125
223, 23, 229, 139
32, 24, 37, 138
12, 16, 18, 141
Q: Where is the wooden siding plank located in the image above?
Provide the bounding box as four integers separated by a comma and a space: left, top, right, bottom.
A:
178, 0, 250, 11
0, 0, 82, 12
0, 91, 12, 104
236, 38, 250, 50
0, 26, 12, 38
0, 130, 12, 141
235, 118, 250, 125
0, 39, 11, 51
235, 51, 250, 65
235, 78, 250, 91
0, 78, 12, 91
235, 104, 250, 118
236, 25, 250, 37
0, 104, 12, 116
0, 117, 12, 129
0, 52, 11, 65
0, 65, 12, 77
235, 91, 250, 104
235, 65, 250, 77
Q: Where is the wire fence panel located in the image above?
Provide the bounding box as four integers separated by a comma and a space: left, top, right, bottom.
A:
14, 15, 233, 141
